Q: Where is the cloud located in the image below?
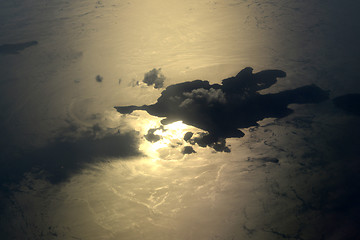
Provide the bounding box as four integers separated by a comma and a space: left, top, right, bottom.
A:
184, 132, 231, 152
115, 67, 329, 152
182, 146, 196, 154
0, 127, 140, 185
96, 75, 103, 82
180, 88, 226, 107
144, 127, 163, 142
0, 41, 38, 55
143, 68, 166, 89
183, 132, 193, 141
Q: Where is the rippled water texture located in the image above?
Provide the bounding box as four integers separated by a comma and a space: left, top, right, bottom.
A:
1, 0, 360, 239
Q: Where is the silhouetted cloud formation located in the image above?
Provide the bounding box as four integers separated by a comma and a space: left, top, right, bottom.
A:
0, 131, 140, 185
183, 132, 193, 141
333, 94, 360, 116
143, 68, 166, 89
96, 75, 103, 82
182, 146, 196, 154
0, 41, 38, 55
144, 127, 163, 142
115, 67, 329, 152
185, 132, 230, 152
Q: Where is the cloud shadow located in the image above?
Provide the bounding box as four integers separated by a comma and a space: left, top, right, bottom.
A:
0, 131, 140, 186
0, 41, 38, 55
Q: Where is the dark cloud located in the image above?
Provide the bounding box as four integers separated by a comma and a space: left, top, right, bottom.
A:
0, 41, 38, 55
333, 93, 360, 116
182, 146, 196, 154
144, 127, 163, 143
96, 75, 103, 82
0, 130, 140, 186
183, 132, 193, 141
143, 68, 166, 89
115, 67, 329, 152
184, 132, 230, 152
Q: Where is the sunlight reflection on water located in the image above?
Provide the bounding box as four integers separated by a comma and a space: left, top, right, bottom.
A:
2, 0, 357, 239
122, 110, 206, 160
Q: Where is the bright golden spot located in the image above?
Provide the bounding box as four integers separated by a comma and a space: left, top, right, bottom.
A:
139, 120, 202, 160
120, 111, 204, 160
154, 121, 188, 137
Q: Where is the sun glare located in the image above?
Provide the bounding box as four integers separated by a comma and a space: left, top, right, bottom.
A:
122, 111, 204, 160
139, 120, 200, 160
